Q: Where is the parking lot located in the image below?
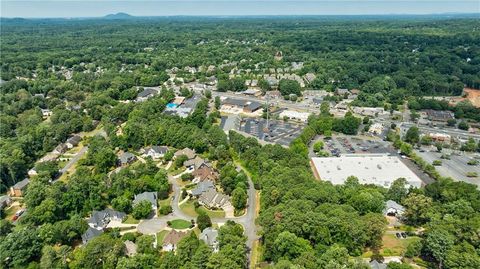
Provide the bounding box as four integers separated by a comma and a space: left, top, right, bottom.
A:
310, 135, 435, 186
317, 135, 392, 157
239, 118, 305, 146
415, 149, 480, 187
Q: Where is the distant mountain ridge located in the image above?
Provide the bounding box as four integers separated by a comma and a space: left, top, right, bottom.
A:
103, 12, 134, 19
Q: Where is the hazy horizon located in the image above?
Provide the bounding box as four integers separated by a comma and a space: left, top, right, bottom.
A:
2, 0, 479, 18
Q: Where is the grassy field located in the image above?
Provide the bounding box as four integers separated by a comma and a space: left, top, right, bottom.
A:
3, 204, 22, 220
156, 230, 169, 246
169, 219, 192, 229
363, 233, 421, 257
123, 215, 140, 224
180, 200, 225, 218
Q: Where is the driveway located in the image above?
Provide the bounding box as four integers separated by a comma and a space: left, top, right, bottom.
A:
135, 164, 258, 260
137, 216, 173, 234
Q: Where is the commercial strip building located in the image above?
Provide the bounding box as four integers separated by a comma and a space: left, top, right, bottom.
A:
310, 154, 423, 188
278, 110, 311, 122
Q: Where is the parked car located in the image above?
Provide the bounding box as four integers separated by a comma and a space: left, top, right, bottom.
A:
12, 209, 25, 221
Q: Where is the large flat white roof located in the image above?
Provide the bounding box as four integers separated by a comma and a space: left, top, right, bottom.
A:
311, 154, 423, 188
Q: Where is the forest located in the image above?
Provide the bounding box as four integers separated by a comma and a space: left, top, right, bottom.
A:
0, 16, 480, 269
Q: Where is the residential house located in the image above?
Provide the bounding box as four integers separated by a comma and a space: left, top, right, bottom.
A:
303, 73, 316, 84
133, 191, 158, 211
274, 51, 283, 61
136, 88, 158, 102
143, 146, 169, 159
184, 157, 209, 171
28, 168, 38, 177
41, 109, 52, 119
0, 195, 12, 210
124, 240, 137, 256
265, 76, 279, 87
174, 148, 196, 160
87, 208, 127, 230
10, 178, 29, 197
82, 226, 104, 244
200, 227, 219, 252
53, 143, 68, 154
191, 180, 215, 196
335, 88, 350, 96
162, 230, 188, 252
192, 165, 218, 183
383, 200, 405, 217
66, 135, 82, 149
199, 188, 231, 209
265, 90, 282, 99
118, 152, 137, 166
291, 62, 304, 71
334, 102, 349, 111
34, 93, 45, 99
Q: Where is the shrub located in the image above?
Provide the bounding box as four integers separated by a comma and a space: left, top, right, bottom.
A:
132, 200, 152, 219
159, 205, 173, 215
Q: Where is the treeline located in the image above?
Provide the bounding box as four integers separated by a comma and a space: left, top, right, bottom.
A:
408, 97, 480, 122
230, 127, 480, 268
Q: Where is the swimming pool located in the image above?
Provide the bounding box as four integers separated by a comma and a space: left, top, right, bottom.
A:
166, 103, 178, 109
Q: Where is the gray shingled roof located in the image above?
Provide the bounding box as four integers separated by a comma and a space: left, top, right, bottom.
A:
88, 208, 126, 228
200, 227, 219, 251
245, 101, 262, 112
137, 88, 157, 98
222, 98, 247, 107
82, 227, 103, 244
67, 135, 82, 145
151, 146, 168, 154
119, 152, 136, 164
191, 181, 215, 196
174, 148, 196, 159
133, 192, 158, 208
12, 178, 30, 190
383, 200, 405, 215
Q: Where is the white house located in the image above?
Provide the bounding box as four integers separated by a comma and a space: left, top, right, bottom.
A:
142, 146, 168, 159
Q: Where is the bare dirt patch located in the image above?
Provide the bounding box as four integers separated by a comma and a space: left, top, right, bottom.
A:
464, 88, 480, 108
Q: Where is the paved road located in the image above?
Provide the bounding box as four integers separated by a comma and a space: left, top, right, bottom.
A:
212, 91, 319, 113
57, 128, 107, 177
59, 146, 88, 175
138, 165, 258, 260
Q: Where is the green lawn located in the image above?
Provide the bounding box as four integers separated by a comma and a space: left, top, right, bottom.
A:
156, 230, 169, 246
180, 200, 225, 218
179, 200, 197, 216
158, 196, 172, 208
363, 234, 421, 257
123, 215, 140, 224
168, 219, 192, 229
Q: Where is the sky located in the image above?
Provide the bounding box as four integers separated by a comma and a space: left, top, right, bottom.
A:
1, 0, 479, 18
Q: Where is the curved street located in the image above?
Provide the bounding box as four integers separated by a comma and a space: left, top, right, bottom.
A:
138, 165, 258, 259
